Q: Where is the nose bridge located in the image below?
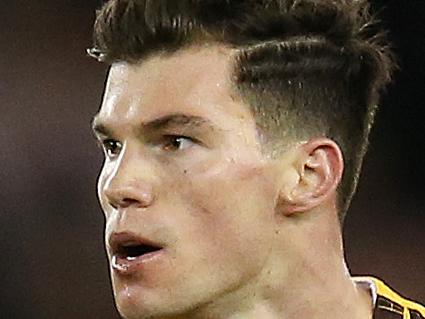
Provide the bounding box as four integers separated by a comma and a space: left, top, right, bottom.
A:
104, 143, 156, 209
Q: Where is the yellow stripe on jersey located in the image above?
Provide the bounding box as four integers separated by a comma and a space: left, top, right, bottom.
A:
354, 276, 425, 319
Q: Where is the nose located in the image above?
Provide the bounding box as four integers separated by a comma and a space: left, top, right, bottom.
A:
101, 148, 156, 210
104, 184, 155, 209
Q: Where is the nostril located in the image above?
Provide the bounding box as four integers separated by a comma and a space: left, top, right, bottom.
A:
108, 194, 155, 209
105, 185, 155, 209
121, 198, 141, 208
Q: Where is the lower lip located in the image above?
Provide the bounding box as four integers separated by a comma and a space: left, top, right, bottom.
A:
111, 249, 165, 275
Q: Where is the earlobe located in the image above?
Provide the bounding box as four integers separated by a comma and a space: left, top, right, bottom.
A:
277, 138, 344, 216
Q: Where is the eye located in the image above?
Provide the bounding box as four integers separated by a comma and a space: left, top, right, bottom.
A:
161, 135, 195, 152
101, 139, 122, 157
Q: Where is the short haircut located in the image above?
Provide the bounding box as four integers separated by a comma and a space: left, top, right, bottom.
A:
88, 0, 396, 223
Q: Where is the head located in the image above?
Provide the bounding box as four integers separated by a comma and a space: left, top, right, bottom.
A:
89, 1, 394, 318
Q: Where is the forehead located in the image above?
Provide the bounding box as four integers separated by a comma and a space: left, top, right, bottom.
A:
97, 45, 251, 128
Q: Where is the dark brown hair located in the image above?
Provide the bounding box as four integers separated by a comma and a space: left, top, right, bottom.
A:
89, 0, 395, 223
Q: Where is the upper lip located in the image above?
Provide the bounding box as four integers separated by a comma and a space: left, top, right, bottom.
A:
108, 232, 164, 257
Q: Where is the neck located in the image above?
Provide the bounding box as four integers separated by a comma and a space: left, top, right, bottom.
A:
185, 255, 373, 319
165, 207, 374, 319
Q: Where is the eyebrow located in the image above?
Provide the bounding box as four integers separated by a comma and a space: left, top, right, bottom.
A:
91, 113, 216, 139
143, 114, 215, 132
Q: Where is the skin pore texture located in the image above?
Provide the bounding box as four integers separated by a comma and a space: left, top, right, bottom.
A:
93, 44, 373, 319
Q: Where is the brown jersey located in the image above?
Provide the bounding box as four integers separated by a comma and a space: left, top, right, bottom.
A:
354, 277, 425, 319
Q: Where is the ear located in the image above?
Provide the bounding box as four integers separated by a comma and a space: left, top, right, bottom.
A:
277, 138, 344, 216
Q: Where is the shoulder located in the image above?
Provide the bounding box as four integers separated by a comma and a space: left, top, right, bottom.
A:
354, 276, 425, 319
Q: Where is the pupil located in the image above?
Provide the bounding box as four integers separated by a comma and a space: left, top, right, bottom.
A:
108, 142, 117, 153
172, 138, 181, 148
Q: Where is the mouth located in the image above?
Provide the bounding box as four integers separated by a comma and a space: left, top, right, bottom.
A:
109, 232, 165, 275
115, 242, 162, 259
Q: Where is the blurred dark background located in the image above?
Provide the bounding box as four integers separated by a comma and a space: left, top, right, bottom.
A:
0, 1, 423, 318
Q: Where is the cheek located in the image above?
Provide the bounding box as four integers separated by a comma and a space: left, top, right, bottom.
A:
178, 161, 277, 260
192, 161, 276, 216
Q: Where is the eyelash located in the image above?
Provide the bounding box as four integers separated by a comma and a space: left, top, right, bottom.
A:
161, 135, 196, 152
99, 135, 197, 158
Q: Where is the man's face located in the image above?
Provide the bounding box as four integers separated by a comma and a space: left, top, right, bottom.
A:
94, 46, 281, 318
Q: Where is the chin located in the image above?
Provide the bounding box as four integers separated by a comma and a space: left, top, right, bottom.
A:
115, 298, 196, 319
112, 279, 199, 319
112, 281, 160, 319
114, 290, 167, 319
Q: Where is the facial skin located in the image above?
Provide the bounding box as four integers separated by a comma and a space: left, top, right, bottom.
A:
93, 45, 373, 319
